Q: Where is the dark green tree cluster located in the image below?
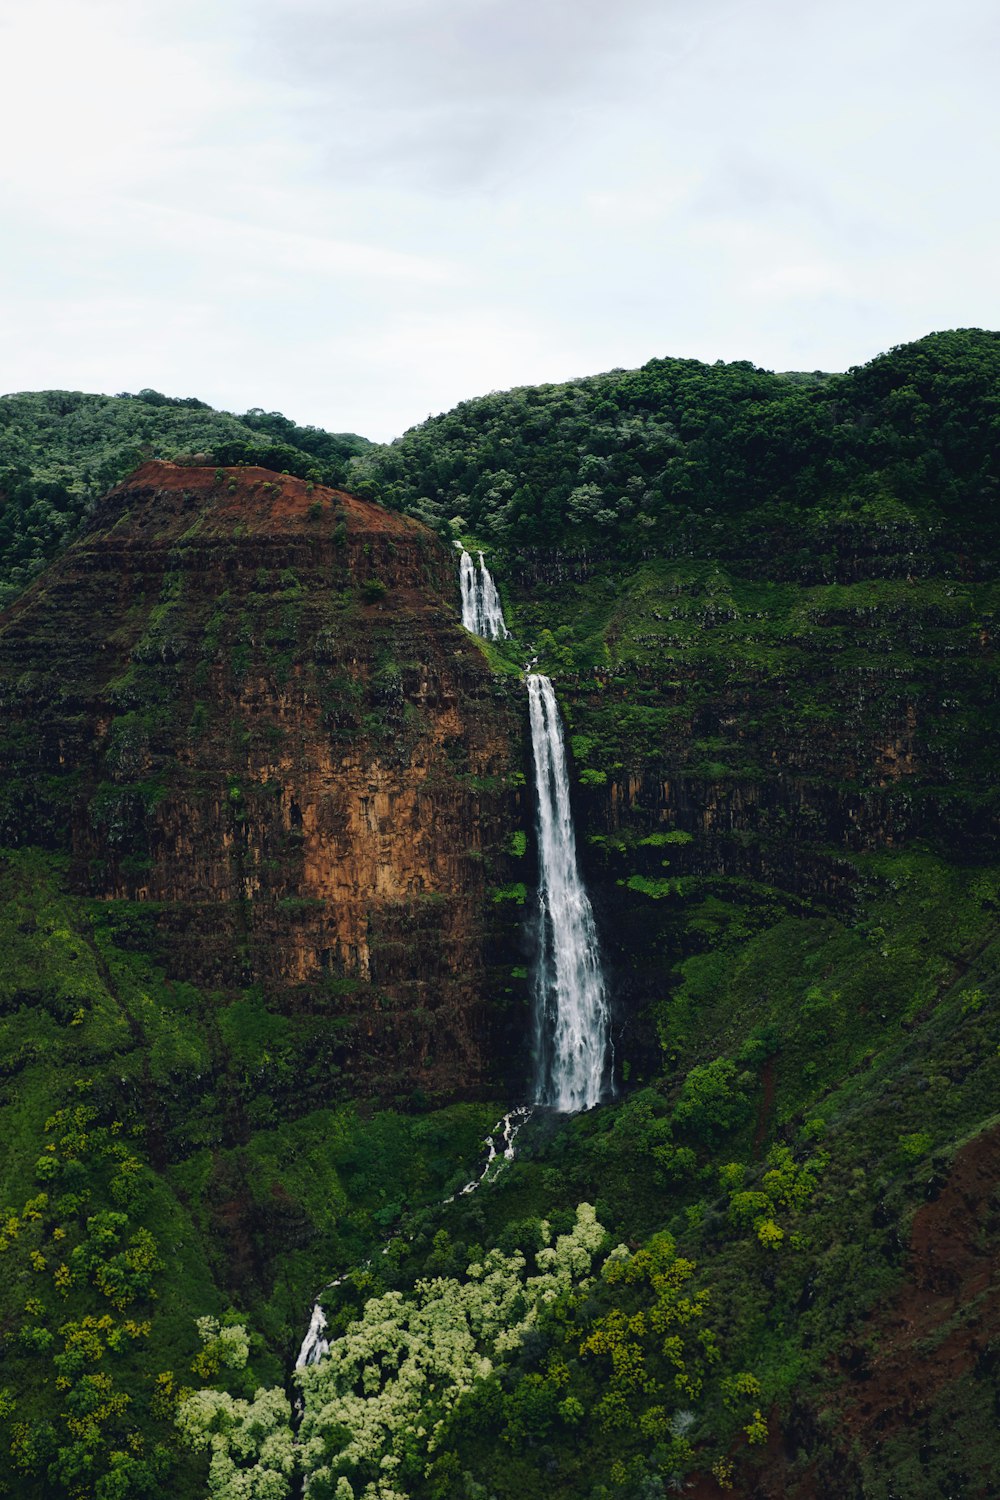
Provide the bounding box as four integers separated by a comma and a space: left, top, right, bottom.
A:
350, 329, 1000, 558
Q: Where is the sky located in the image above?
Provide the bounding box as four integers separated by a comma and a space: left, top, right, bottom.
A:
0, 0, 997, 442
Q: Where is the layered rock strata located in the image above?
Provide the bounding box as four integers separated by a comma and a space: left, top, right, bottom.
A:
0, 462, 524, 1098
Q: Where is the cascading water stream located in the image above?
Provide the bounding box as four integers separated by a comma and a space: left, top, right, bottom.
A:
476, 552, 509, 640
528, 673, 611, 1112
295, 573, 610, 1373
456, 546, 510, 639
456, 547, 610, 1107
294, 1107, 532, 1370
458, 546, 479, 633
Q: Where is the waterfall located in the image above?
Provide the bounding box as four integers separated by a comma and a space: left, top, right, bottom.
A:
444, 1107, 533, 1201
295, 1108, 531, 1369
476, 552, 509, 640
458, 547, 479, 633
528, 673, 611, 1111
293, 602, 609, 1383
296, 1303, 329, 1368
457, 547, 510, 639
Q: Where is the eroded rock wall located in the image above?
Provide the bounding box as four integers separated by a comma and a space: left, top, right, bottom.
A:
0, 462, 525, 1099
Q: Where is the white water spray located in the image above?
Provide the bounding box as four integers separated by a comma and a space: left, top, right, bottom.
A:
528, 674, 611, 1112
458, 547, 479, 633
476, 552, 509, 640
296, 1302, 329, 1369
445, 1107, 533, 1200
457, 547, 510, 639
295, 1107, 532, 1368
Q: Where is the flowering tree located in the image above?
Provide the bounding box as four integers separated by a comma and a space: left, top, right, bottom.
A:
178, 1205, 608, 1500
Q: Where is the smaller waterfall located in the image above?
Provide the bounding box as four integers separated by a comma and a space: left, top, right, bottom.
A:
295, 1107, 532, 1368
458, 547, 479, 633
476, 552, 509, 640
457, 547, 510, 639
529, 674, 611, 1112
444, 1107, 533, 1201
296, 1303, 329, 1369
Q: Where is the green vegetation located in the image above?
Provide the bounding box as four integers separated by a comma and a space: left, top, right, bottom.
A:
162, 845, 1000, 1498
492, 882, 528, 905
2, 330, 999, 1496
350, 329, 1000, 560
0, 852, 498, 1499
0, 389, 369, 605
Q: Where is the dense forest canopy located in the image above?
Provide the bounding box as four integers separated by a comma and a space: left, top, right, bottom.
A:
2, 329, 997, 611
346, 328, 1000, 560
0, 389, 370, 607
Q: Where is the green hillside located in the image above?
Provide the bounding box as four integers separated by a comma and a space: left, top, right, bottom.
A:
351, 327, 1000, 565
0, 331, 998, 1499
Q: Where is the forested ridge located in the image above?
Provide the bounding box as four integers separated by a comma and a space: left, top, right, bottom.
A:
0, 329, 998, 1500
351, 327, 999, 568
4, 330, 997, 603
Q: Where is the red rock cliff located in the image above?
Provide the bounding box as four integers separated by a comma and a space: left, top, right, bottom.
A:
0, 462, 525, 1100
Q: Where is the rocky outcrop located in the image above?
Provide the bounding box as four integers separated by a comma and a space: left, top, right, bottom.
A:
0, 462, 525, 1100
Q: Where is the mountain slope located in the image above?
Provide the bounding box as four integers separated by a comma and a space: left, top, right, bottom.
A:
0, 459, 526, 1100
1, 332, 999, 1499
0, 389, 370, 606
351, 327, 1000, 561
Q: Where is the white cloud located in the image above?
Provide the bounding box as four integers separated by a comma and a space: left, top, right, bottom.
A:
0, 0, 997, 440
128, 201, 458, 285
749, 261, 855, 300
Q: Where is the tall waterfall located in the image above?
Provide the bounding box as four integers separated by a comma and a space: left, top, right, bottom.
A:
528, 673, 611, 1111
293, 622, 610, 1380
458, 548, 510, 639
458, 550, 610, 1111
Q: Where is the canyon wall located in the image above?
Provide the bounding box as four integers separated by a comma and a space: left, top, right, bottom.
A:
0, 462, 526, 1100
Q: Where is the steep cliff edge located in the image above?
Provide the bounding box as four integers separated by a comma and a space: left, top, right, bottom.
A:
0, 460, 525, 1101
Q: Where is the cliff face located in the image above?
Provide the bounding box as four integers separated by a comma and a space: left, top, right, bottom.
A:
0, 461, 524, 1099
494, 545, 998, 1069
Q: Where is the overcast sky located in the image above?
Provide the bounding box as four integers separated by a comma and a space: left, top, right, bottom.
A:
1, 0, 997, 440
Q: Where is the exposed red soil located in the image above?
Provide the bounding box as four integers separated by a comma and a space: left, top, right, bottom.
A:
106, 459, 421, 536
0, 455, 522, 1101
690, 1121, 1000, 1497
838, 1119, 1000, 1444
